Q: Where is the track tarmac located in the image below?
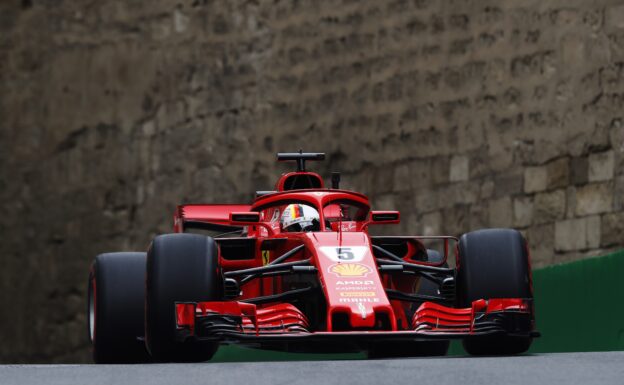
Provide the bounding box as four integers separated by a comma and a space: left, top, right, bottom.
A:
1, 351, 622, 385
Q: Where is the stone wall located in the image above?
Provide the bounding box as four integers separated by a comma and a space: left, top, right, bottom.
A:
0, 0, 622, 362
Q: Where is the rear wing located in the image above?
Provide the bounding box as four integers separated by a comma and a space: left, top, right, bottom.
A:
174, 204, 252, 233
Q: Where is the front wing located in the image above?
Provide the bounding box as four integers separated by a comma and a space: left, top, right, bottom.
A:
175, 298, 538, 345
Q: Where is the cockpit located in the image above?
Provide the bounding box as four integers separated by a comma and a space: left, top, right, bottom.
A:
258, 196, 370, 234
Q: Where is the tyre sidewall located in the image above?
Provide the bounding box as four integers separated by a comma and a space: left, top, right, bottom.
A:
90, 252, 148, 363
456, 228, 533, 355
145, 233, 220, 361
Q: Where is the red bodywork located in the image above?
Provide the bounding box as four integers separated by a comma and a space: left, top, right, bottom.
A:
171, 170, 535, 347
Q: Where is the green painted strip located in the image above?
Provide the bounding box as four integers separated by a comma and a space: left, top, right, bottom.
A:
211, 249, 624, 361
530, 249, 624, 353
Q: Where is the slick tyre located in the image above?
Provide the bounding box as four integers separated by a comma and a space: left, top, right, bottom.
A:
145, 233, 220, 362
88, 252, 149, 363
369, 250, 449, 358
457, 228, 533, 356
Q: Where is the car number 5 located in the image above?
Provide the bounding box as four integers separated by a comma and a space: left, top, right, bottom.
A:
336, 247, 354, 260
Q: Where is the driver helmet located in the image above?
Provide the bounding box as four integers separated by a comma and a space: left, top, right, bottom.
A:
281, 204, 319, 232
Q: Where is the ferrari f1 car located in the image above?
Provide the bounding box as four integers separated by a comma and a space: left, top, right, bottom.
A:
87, 152, 538, 363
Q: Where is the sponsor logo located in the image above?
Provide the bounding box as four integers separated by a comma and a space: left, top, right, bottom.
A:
339, 291, 376, 297
336, 280, 374, 285
335, 280, 376, 291
270, 209, 281, 222
341, 222, 356, 231
339, 298, 380, 303
329, 263, 371, 277
320, 246, 369, 262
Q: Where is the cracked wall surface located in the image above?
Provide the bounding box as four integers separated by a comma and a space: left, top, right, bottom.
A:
1, 0, 623, 362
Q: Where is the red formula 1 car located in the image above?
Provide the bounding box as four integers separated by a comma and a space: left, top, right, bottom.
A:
87, 152, 538, 363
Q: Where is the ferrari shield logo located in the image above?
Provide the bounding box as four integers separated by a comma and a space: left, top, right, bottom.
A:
262, 250, 270, 265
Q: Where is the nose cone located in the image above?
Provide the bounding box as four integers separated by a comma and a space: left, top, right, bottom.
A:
309, 232, 395, 330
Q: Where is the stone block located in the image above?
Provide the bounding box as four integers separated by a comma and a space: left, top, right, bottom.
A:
524, 166, 547, 193
546, 157, 569, 189
601, 211, 624, 246
615, 175, 624, 211
372, 194, 396, 211
469, 203, 488, 230
421, 211, 441, 236
575, 182, 613, 216
173, 8, 190, 33
373, 166, 394, 194
616, 150, 624, 177
561, 35, 585, 68
588, 150, 614, 182
586, 215, 601, 249
488, 196, 512, 228
414, 190, 438, 213
606, 4, 624, 29
513, 196, 533, 227
449, 155, 469, 182
393, 163, 411, 191
141, 120, 156, 137
527, 223, 554, 267
569, 156, 588, 185
555, 215, 603, 252
479, 178, 495, 199
442, 204, 470, 236
437, 182, 479, 206
408, 159, 433, 189
431, 156, 450, 185
565, 186, 577, 219
493, 171, 524, 198
533, 189, 566, 224
555, 218, 586, 251
609, 119, 624, 163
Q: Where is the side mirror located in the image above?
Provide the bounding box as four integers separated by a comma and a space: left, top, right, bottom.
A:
230, 211, 275, 236
230, 212, 260, 225
369, 211, 400, 224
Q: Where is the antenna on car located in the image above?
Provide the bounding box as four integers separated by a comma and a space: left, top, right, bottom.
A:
331, 172, 341, 189
276, 150, 325, 172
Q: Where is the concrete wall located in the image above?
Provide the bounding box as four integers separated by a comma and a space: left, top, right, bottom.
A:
0, 0, 623, 362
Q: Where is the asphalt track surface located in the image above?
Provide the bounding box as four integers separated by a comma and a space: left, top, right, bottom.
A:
1, 352, 622, 385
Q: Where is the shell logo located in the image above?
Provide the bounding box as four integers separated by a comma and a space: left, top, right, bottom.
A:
329, 263, 371, 277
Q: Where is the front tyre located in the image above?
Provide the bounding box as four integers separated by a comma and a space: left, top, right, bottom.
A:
457, 228, 533, 355
145, 233, 221, 362
88, 252, 149, 363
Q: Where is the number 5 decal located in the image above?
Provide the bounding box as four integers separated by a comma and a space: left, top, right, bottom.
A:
336, 248, 354, 260
320, 246, 367, 262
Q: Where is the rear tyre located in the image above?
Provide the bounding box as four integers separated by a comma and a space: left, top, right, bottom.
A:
88, 252, 149, 363
368, 249, 450, 358
145, 233, 220, 362
457, 228, 533, 356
